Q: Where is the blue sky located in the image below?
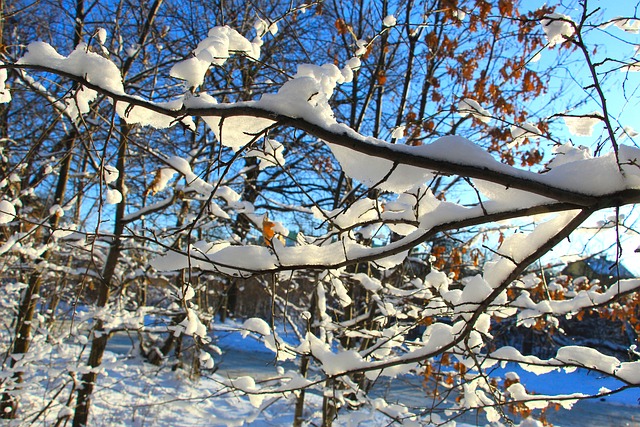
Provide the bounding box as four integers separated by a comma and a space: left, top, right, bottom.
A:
505, 1, 640, 274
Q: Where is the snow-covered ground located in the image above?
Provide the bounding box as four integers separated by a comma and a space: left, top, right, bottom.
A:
8, 321, 639, 427
213, 326, 640, 427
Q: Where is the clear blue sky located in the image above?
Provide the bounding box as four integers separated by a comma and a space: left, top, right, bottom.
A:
518, 1, 640, 274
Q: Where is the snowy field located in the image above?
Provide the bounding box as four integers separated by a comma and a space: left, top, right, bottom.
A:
8, 320, 633, 427
214, 326, 640, 427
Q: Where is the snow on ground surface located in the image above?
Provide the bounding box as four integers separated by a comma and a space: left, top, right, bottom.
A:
46, 323, 640, 427
10, 319, 639, 426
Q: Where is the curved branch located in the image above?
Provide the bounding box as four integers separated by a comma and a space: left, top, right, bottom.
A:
6, 63, 640, 208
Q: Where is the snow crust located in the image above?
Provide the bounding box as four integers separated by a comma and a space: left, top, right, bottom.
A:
258, 62, 351, 123
148, 168, 176, 194
118, 96, 194, 129
497, 211, 578, 264
391, 125, 405, 139
513, 278, 640, 319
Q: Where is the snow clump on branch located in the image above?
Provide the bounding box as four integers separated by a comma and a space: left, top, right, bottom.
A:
0, 63, 11, 103
382, 15, 397, 27
16, 40, 189, 128
541, 12, 575, 47
0, 200, 16, 224
563, 113, 601, 136
458, 98, 492, 123
614, 18, 640, 34
510, 122, 542, 147
170, 26, 261, 88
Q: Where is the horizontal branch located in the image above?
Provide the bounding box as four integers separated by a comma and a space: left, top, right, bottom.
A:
9, 63, 640, 209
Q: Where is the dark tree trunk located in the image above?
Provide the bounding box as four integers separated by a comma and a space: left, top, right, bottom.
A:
72, 124, 129, 427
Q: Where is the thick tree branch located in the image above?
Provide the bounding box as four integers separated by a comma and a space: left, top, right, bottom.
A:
6, 63, 640, 208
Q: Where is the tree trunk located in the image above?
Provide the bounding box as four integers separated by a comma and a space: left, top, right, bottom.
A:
294, 290, 317, 426
292, 355, 310, 427
321, 377, 337, 427
72, 124, 129, 427
0, 127, 78, 418
0, 0, 84, 411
